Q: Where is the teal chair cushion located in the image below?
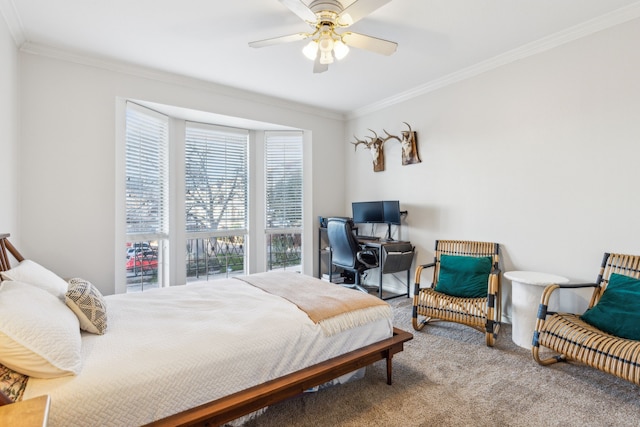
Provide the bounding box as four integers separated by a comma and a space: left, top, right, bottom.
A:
435, 254, 492, 298
580, 273, 640, 340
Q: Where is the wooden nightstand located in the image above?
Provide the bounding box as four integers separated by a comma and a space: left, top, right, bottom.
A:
0, 395, 50, 426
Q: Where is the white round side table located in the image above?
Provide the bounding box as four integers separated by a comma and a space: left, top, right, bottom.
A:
504, 271, 569, 349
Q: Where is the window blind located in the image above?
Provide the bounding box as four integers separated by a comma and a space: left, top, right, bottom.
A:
185, 122, 249, 233
265, 131, 303, 230
125, 103, 169, 237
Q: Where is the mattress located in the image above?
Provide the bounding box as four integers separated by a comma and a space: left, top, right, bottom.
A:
23, 274, 393, 426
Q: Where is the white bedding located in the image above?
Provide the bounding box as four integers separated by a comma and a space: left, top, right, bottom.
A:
23, 276, 393, 426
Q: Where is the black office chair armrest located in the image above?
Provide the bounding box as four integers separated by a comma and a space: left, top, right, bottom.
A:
357, 249, 378, 268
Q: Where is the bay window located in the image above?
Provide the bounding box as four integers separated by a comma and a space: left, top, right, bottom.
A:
123, 102, 304, 291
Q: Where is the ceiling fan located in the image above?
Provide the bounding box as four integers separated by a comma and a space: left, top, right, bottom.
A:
249, 0, 397, 73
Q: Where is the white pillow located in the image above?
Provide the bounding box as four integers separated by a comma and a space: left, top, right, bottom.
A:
0, 260, 69, 300
65, 278, 108, 335
0, 281, 82, 378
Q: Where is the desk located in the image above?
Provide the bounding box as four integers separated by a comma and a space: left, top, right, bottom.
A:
505, 271, 569, 349
359, 239, 414, 300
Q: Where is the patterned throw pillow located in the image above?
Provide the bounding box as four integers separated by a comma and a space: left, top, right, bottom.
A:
65, 278, 108, 335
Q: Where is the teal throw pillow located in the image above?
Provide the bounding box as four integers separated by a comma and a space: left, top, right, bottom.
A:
435, 254, 492, 298
580, 273, 640, 340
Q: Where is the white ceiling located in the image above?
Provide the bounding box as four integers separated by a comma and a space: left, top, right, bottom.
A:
3, 0, 640, 115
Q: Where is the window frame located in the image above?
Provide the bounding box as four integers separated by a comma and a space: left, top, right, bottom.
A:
123, 102, 170, 291
264, 130, 304, 272
184, 122, 250, 280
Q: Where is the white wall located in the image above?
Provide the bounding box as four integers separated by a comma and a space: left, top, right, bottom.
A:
346, 18, 640, 321
0, 14, 19, 246
11, 16, 640, 318
18, 51, 346, 295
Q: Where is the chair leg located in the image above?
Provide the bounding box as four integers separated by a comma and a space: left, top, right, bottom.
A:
485, 331, 495, 347
412, 315, 427, 331
485, 317, 499, 347
532, 345, 566, 366
412, 292, 430, 331
412, 307, 430, 331
353, 271, 369, 294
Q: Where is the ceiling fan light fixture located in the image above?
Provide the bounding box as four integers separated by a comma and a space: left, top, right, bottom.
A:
302, 40, 318, 60
317, 30, 335, 64
318, 33, 334, 53
250, 0, 397, 72
319, 49, 334, 64
333, 40, 349, 60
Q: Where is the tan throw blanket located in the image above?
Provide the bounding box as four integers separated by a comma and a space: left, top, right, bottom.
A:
234, 272, 392, 336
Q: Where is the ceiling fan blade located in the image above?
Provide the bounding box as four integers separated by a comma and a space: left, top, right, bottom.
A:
342, 32, 397, 56
313, 55, 329, 73
338, 0, 392, 26
279, 0, 317, 23
249, 32, 309, 48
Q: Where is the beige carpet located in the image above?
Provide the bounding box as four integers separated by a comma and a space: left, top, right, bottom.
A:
243, 297, 640, 427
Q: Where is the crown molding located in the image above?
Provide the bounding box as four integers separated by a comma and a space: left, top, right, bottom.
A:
0, 0, 25, 46
348, 1, 640, 119
7, 1, 640, 122
19, 42, 346, 122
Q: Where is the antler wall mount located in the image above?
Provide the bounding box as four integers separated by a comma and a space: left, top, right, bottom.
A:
351, 122, 420, 172
351, 129, 393, 172
385, 122, 421, 166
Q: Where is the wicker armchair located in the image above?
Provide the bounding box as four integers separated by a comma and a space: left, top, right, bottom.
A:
412, 240, 501, 346
532, 252, 640, 385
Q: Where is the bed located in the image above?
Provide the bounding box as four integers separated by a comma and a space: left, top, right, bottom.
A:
0, 234, 412, 426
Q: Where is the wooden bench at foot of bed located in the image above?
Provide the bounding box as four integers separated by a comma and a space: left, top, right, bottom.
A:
145, 327, 413, 427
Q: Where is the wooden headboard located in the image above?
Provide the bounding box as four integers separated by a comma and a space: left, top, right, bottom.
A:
0, 234, 25, 272
0, 234, 25, 407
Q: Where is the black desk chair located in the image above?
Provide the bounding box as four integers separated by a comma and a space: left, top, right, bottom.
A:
327, 217, 378, 293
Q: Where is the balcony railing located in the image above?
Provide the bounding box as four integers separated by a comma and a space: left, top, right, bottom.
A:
267, 232, 301, 272
186, 235, 245, 282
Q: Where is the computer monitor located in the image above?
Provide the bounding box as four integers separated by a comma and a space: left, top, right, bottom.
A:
383, 200, 401, 225
351, 201, 384, 224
